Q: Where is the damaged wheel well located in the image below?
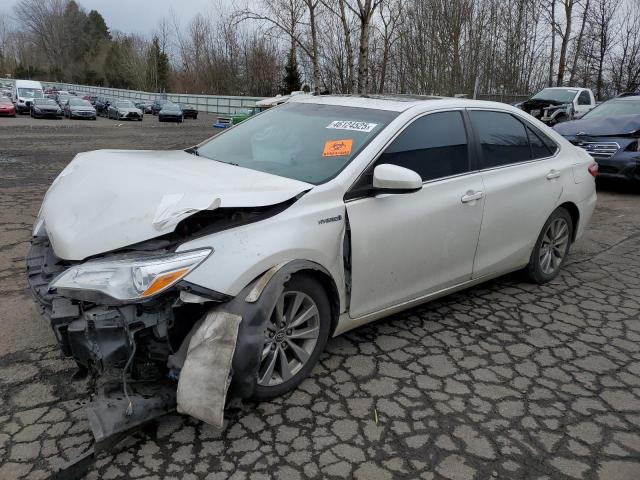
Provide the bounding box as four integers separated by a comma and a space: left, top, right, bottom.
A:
292, 268, 341, 336
558, 201, 580, 242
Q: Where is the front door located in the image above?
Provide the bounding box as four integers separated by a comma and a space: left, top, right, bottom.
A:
346, 110, 485, 318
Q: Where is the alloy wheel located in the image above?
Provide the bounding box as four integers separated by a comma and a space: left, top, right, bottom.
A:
258, 290, 321, 387
539, 217, 570, 275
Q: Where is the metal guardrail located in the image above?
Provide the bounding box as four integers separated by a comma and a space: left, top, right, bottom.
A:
0, 78, 264, 114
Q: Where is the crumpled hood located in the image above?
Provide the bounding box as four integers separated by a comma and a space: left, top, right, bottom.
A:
40, 149, 312, 260
554, 115, 640, 137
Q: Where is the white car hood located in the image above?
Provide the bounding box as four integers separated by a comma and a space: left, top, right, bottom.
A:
40, 149, 312, 260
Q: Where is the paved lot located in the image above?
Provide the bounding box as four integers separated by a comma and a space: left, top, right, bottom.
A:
0, 114, 639, 480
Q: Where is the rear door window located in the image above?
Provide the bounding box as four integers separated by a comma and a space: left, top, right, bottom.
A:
525, 126, 553, 159
469, 111, 531, 168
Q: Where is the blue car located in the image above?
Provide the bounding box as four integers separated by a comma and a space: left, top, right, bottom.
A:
554, 96, 640, 182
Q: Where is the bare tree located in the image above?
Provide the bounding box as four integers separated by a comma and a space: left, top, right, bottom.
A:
556, 0, 577, 85
344, 0, 383, 93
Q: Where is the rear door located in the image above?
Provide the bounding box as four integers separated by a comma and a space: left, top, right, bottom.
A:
346, 110, 485, 318
468, 110, 568, 278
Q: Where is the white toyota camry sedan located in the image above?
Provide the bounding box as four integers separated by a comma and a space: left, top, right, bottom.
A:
28, 95, 597, 425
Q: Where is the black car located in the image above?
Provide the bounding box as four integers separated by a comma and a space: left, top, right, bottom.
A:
135, 101, 153, 114
30, 98, 63, 119
151, 99, 170, 115
554, 96, 640, 182
158, 103, 184, 122
95, 96, 113, 117
179, 103, 198, 119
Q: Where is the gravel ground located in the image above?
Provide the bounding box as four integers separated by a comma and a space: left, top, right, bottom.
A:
0, 113, 639, 480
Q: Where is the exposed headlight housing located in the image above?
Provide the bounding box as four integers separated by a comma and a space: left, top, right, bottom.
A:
50, 249, 211, 302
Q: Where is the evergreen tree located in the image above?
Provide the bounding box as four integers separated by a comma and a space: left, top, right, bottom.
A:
145, 36, 170, 92
282, 47, 301, 94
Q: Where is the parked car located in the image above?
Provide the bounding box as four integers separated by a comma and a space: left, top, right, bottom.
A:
158, 102, 183, 122
135, 101, 153, 114
179, 103, 198, 119
107, 100, 143, 121
519, 87, 596, 125
56, 93, 72, 108
0, 96, 16, 117
64, 98, 97, 120
95, 96, 113, 116
151, 98, 170, 115
82, 95, 98, 105
554, 95, 640, 182
14, 79, 44, 114
30, 98, 63, 119
214, 107, 256, 128
28, 96, 597, 432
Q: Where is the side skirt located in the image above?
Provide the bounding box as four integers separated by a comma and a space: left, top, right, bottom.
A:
333, 265, 526, 336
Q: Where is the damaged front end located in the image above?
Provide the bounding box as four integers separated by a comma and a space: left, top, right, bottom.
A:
520, 98, 574, 125
26, 236, 222, 378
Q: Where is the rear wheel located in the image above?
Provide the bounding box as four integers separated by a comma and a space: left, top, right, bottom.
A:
252, 275, 331, 400
525, 207, 573, 284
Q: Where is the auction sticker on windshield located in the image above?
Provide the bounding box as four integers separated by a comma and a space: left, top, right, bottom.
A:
323, 139, 353, 157
327, 120, 378, 132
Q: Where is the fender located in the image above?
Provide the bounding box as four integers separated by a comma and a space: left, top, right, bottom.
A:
222, 259, 339, 399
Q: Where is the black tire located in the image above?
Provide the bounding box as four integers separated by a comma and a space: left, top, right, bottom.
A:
252, 274, 332, 401
525, 207, 573, 284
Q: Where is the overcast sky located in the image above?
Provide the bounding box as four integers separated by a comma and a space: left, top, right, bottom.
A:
3, 0, 226, 36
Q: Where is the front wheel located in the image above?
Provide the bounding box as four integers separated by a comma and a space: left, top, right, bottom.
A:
525, 207, 573, 284
252, 275, 331, 400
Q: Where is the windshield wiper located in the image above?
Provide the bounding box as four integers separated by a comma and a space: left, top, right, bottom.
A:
185, 146, 199, 156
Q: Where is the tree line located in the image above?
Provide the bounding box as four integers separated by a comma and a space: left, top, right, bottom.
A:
1, 0, 639, 100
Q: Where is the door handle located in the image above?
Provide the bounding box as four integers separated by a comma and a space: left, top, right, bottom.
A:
546, 169, 561, 180
461, 190, 484, 203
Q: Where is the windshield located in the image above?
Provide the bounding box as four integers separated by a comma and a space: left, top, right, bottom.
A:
116, 100, 134, 107
18, 88, 43, 99
196, 102, 398, 184
532, 88, 578, 103
34, 98, 57, 106
0, 97, 12, 104
163, 103, 180, 110
582, 100, 640, 119
70, 98, 91, 106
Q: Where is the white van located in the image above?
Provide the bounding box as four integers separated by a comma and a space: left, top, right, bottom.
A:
14, 79, 44, 114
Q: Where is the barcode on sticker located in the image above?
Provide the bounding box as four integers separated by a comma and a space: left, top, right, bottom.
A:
327, 120, 378, 132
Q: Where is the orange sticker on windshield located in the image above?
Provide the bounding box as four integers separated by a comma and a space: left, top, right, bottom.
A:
323, 139, 353, 157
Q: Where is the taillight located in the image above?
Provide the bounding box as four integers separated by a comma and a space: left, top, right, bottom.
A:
588, 162, 598, 177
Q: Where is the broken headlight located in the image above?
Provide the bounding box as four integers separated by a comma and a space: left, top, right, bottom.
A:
49, 249, 211, 302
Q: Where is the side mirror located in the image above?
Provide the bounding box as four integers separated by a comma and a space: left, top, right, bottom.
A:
373, 164, 422, 193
